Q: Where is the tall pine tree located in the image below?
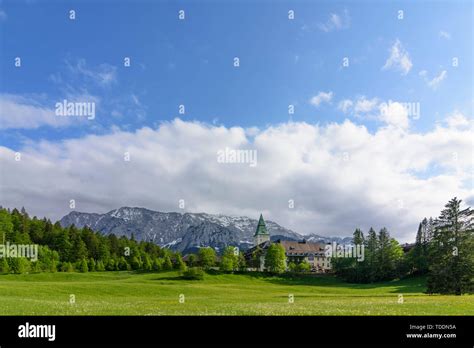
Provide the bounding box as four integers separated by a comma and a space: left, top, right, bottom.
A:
427, 198, 474, 295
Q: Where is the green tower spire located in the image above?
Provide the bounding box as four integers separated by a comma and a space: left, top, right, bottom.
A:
254, 214, 269, 236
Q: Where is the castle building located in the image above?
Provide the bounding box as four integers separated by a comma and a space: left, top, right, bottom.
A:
246, 214, 332, 273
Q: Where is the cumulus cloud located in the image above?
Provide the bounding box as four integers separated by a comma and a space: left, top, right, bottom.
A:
445, 111, 471, 129
382, 39, 413, 75
379, 101, 410, 129
338, 96, 415, 129
0, 118, 471, 242
310, 91, 333, 107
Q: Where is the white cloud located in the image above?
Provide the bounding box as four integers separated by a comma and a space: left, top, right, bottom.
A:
0, 118, 471, 242
379, 101, 410, 129
310, 91, 333, 107
382, 39, 413, 75
427, 70, 447, 90
354, 97, 379, 114
338, 96, 379, 118
446, 111, 471, 129
439, 30, 451, 40
66, 59, 117, 86
318, 9, 350, 32
419, 69, 448, 90
339, 97, 411, 129
0, 94, 74, 129
338, 99, 353, 113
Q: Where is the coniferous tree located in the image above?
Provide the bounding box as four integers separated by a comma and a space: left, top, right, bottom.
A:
152, 258, 163, 271
106, 258, 116, 271
377, 228, 391, 279
427, 198, 474, 295
366, 227, 378, 282
96, 260, 105, 271
131, 256, 141, 270
163, 255, 173, 270
79, 259, 89, 273
88, 258, 96, 272
143, 254, 153, 271
174, 254, 187, 272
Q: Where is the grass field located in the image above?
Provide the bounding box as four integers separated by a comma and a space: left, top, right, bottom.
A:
0, 271, 472, 315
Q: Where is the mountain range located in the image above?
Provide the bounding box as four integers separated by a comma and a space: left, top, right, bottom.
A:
60, 207, 352, 254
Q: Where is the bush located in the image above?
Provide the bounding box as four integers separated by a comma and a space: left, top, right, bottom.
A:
288, 262, 297, 273
0, 258, 10, 274
296, 260, 311, 273
181, 267, 204, 280
8, 257, 31, 274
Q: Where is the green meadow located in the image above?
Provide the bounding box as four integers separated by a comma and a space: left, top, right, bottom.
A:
0, 271, 472, 315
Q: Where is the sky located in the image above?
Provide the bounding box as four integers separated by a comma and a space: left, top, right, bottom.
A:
0, 0, 472, 242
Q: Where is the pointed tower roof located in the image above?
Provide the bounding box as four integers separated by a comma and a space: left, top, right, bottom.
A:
254, 214, 269, 236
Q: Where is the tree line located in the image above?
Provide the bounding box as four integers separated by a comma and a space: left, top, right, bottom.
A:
0, 207, 232, 274
1, 197, 472, 294
331, 197, 473, 294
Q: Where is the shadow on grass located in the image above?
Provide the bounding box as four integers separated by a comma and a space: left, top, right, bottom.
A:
261, 273, 427, 294
147, 269, 427, 294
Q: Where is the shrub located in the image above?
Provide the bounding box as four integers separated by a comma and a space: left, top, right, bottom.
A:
0, 258, 10, 274
182, 267, 204, 280
288, 262, 297, 273
8, 257, 31, 274
296, 260, 311, 273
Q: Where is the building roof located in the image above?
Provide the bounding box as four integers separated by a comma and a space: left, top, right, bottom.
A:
254, 214, 269, 236
279, 240, 327, 255
244, 239, 327, 258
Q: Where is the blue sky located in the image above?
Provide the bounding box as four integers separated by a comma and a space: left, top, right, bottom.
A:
1, 0, 472, 146
0, 0, 472, 240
